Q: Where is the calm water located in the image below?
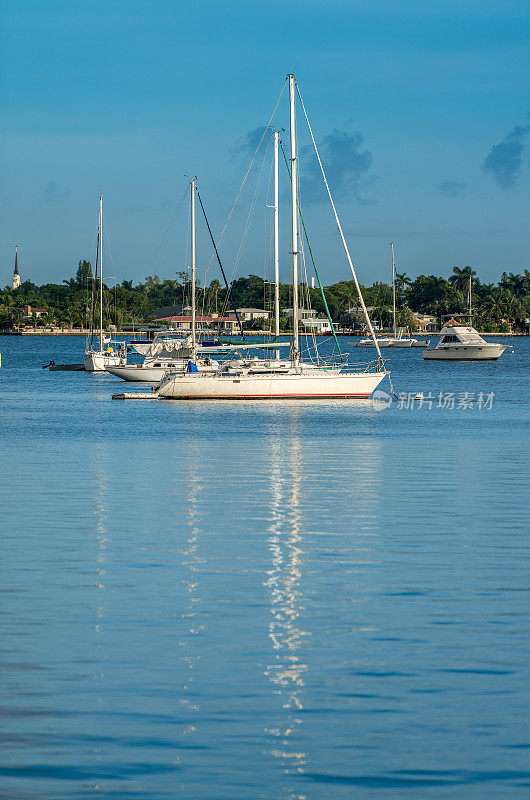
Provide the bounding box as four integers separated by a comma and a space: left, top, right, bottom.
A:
1, 335, 529, 799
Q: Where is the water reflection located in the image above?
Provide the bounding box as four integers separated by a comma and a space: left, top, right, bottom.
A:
92, 442, 109, 661
92, 444, 110, 786
178, 441, 204, 734
264, 412, 309, 775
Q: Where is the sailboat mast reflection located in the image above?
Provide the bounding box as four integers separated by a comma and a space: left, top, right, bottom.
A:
91, 443, 111, 719
179, 441, 204, 733
264, 412, 309, 774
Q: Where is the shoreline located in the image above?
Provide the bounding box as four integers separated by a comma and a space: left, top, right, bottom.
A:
0, 330, 526, 338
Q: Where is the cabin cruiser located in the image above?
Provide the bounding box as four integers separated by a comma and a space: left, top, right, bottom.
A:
423, 322, 508, 361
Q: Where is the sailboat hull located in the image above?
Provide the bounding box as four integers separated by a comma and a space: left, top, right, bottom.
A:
423, 345, 506, 361
84, 352, 126, 372
157, 370, 386, 400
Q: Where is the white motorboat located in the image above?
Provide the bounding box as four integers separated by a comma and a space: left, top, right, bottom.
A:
84, 197, 127, 372
158, 76, 387, 400
423, 321, 508, 361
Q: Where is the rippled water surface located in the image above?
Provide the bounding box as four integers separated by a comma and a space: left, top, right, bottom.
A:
1, 335, 529, 799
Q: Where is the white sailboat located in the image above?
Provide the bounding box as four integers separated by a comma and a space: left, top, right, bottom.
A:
158, 76, 386, 400
107, 335, 289, 382
357, 243, 428, 348
84, 197, 127, 372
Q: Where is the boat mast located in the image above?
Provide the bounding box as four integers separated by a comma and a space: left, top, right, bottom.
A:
273, 130, 280, 358
288, 75, 299, 365
391, 241, 396, 338
468, 275, 472, 322
99, 195, 103, 352
190, 179, 196, 357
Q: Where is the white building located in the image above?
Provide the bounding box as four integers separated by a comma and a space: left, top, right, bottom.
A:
283, 308, 332, 334
227, 308, 271, 322
282, 308, 314, 320
302, 317, 332, 333
412, 313, 438, 333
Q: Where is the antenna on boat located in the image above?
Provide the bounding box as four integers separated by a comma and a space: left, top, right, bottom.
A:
273, 130, 280, 359
288, 74, 300, 366
391, 242, 397, 338
190, 179, 196, 358
99, 196, 103, 353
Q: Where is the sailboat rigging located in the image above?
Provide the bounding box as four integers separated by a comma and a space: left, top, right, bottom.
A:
357, 242, 429, 348
157, 74, 387, 399
84, 197, 127, 372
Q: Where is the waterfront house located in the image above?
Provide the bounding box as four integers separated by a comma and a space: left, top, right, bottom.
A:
22, 305, 47, 319
227, 308, 271, 323
282, 308, 332, 334
412, 313, 438, 332
302, 317, 332, 333
282, 307, 314, 321
151, 313, 240, 333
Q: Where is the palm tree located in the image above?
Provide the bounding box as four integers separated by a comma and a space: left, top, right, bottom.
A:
144, 275, 160, 295
395, 272, 411, 292
449, 265, 476, 309
209, 279, 222, 314
483, 290, 510, 326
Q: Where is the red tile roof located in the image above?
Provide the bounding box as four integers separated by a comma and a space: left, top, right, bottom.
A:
152, 315, 237, 323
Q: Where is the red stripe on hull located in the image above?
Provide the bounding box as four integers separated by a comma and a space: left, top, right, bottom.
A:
160, 393, 372, 400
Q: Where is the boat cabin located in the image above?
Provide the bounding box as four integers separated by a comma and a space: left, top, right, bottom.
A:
438, 324, 487, 346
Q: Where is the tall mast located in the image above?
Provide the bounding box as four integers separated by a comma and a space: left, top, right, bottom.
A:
99, 196, 103, 351
391, 241, 396, 338
468, 275, 472, 321
273, 130, 280, 358
190, 179, 196, 356
288, 74, 299, 364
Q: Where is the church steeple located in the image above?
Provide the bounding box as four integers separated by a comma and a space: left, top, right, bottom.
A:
13, 246, 20, 289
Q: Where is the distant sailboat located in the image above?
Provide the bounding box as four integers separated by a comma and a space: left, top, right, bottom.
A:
357, 243, 429, 348
84, 197, 126, 372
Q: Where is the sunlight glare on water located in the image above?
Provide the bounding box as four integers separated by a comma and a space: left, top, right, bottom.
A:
1, 335, 529, 799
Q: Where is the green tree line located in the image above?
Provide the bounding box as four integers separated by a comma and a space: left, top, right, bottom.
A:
1, 260, 529, 332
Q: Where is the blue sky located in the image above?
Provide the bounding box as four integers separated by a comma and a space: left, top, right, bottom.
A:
1, 0, 529, 288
